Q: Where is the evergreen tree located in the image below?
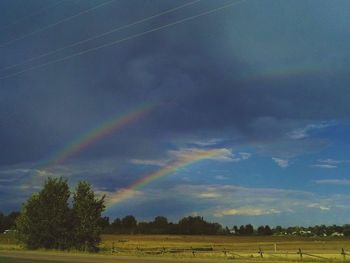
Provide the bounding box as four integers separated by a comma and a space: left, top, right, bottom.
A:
72, 181, 105, 252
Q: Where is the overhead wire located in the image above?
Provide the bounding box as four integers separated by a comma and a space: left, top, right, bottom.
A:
0, 0, 246, 80
0, 0, 66, 32
0, 0, 116, 48
0, 0, 201, 73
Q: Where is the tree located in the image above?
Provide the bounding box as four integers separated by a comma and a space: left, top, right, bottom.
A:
264, 225, 272, 235
72, 181, 105, 252
98, 216, 110, 233
343, 228, 350, 237
121, 215, 137, 234
16, 178, 71, 249
111, 218, 122, 233
16, 177, 105, 252
153, 216, 168, 234
257, 226, 265, 235
238, 225, 246, 235
178, 216, 223, 235
0, 212, 3, 232
154, 216, 168, 227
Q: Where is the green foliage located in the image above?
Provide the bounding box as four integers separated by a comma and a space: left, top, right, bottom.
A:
257, 225, 273, 235
238, 224, 254, 235
121, 215, 137, 234
15, 177, 105, 252
16, 178, 71, 249
343, 229, 350, 236
72, 181, 105, 252
0, 211, 20, 233
178, 216, 223, 235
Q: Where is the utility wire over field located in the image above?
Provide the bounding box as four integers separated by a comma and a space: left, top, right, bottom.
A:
0, 0, 246, 80
0, 0, 65, 32
0, 0, 116, 48
0, 0, 201, 73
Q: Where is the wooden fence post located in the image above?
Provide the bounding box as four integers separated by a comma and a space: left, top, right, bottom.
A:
258, 247, 263, 258
341, 248, 346, 260
297, 248, 303, 261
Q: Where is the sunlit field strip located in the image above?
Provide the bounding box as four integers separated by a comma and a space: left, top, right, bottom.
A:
2, 234, 350, 261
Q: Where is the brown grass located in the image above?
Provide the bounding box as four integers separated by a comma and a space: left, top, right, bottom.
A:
2, 234, 350, 261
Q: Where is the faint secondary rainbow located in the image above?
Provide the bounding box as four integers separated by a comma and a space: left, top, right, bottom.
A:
23, 103, 155, 185
45, 104, 154, 167
106, 149, 225, 208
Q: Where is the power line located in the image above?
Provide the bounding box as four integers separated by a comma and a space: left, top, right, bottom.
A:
0, 0, 246, 80
0, 0, 66, 32
0, 0, 201, 73
0, 0, 116, 48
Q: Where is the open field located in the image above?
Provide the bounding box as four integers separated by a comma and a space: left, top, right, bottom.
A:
2, 234, 350, 262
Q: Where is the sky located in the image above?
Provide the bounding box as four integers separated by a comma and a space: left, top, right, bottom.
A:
0, 0, 350, 227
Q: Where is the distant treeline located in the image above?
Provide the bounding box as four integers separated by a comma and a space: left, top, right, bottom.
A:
2, 211, 350, 237
96, 215, 350, 237
99, 215, 226, 235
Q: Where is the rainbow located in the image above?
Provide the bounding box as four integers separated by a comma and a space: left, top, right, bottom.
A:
106, 148, 225, 208
23, 103, 155, 185
45, 104, 154, 167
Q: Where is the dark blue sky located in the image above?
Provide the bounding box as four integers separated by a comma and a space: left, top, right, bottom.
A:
1, 0, 350, 227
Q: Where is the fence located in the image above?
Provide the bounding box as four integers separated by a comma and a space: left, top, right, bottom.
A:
108, 243, 350, 262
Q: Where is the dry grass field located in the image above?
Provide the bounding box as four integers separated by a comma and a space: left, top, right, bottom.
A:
2, 233, 350, 262
99, 234, 350, 261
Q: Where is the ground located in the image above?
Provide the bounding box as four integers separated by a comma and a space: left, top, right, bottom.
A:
1, 234, 350, 262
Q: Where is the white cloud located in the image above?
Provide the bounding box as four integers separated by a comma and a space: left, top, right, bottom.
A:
315, 179, 350, 185
214, 207, 281, 217
196, 192, 221, 199
318, 159, 345, 165
311, 164, 337, 169
307, 203, 330, 211
239, 152, 252, 160
287, 122, 335, 140
272, 157, 289, 168
130, 159, 167, 167
192, 138, 222, 146
169, 148, 251, 163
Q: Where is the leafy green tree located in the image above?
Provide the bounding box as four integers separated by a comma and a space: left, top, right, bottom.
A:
257, 225, 265, 235
16, 178, 71, 249
111, 218, 122, 233
264, 225, 272, 235
178, 216, 222, 235
343, 228, 350, 236
72, 181, 105, 252
153, 216, 168, 234
121, 215, 137, 234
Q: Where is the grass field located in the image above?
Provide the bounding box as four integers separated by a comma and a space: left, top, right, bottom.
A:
2, 234, 350, 262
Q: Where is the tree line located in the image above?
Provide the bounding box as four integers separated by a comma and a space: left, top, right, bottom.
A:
100, 215, 227, 235
98, 216, 350, 237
